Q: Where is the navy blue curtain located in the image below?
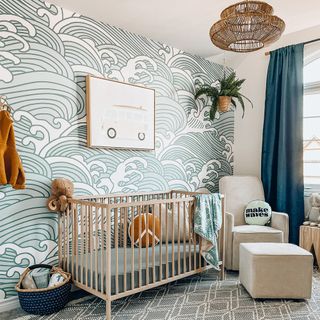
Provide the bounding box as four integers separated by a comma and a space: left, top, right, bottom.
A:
262, 44, 305, 244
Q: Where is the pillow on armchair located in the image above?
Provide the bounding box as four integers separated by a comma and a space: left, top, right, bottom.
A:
244, 200, 272, 226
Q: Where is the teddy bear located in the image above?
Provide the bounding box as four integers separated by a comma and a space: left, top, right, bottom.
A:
47, 178, 74, 213
303, 193, 320, 227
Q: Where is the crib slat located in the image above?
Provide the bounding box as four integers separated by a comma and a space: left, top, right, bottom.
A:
100, 206, 104, 294
84, 205, 88, 287
61, 213, 65, 270
63, 208, 66, 271
119, 197, 123, 247
83, 205, 86, 285
124, 207, 128, 292
138, 205, 142, 288
61, 213, 64, 269
192, 202, 196, 270
81, 206, 85, 283
83, 205, 90, 286
159, 203, 163, 281
67, 206, 70, 273
105, 206, 112, 301
177, 201, 181, 275
89, 205, 93, 289
76, 204, 79, 283
83, 205, 87, 286
131, 206, 135, 290
171, 202, 175, 277
183, 202, 187, 273
64, 210, 67, 271
152, 204, 155, 283
58, 214, 62, 268
115, 208, 119, 294
145, 206, 149, 285
199, 231, 202, 269
188, 201, 192, 271
95, 205, 99, 290
71, 204, 75, 279
165, 203, 169, 280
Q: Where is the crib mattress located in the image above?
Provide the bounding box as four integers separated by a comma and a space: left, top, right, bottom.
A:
71, 243, 203, 294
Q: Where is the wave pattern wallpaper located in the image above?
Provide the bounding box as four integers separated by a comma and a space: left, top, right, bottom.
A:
0, 0, 234, 299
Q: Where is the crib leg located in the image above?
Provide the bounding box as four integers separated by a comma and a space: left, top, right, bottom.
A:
106, 300, 111, 320
219, 267, 225, 281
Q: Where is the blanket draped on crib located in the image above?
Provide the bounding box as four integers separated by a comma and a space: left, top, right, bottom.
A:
194, 193, 222, 270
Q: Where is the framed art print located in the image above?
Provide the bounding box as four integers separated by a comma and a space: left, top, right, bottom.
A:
86, 75, 155, 150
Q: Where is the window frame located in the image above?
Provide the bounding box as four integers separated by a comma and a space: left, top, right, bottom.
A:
304, 62, 320, 193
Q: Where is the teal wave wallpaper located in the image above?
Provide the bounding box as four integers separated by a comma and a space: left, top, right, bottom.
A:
0, 0, 233, 299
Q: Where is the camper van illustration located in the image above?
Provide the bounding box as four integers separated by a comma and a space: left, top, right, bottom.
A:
101, 104, 149, 142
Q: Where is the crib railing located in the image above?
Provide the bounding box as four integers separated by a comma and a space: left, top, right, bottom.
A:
59, 190, 225, 319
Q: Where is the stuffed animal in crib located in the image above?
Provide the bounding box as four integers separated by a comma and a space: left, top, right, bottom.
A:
303, 193, 320, 227
47, 178, 74, 213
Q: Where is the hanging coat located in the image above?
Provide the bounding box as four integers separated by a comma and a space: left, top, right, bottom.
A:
0, 110, 25, 189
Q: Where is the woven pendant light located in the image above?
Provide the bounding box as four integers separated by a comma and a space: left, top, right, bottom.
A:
210, 0, 285, 53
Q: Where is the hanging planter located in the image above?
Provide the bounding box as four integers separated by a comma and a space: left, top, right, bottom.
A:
195, 72, 253, 120
218, 96, 232, 112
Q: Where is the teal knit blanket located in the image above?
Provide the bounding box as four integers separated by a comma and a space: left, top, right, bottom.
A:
194, 193, 222, 270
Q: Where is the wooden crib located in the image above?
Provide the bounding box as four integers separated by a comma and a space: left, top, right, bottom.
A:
59, 190, 225, 319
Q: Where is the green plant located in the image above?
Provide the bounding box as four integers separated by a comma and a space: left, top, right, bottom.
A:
195, 72, 253, 120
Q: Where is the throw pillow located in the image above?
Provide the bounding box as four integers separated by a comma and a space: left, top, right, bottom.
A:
244, 200, 272, 226
128, 213, 161, 247
155, 203, 191, 243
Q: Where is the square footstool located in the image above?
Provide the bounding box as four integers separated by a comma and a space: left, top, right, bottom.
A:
239, 243, 313, 299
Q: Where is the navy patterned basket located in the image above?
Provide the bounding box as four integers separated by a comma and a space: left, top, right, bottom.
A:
16, 264, 71, 315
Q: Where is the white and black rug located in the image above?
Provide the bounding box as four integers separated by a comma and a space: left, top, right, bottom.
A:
6, 270, 320, 320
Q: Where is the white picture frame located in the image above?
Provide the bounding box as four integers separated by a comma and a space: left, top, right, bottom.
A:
86, 75, 155, 150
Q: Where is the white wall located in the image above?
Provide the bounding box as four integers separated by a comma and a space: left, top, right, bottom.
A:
210, 25, 320, 178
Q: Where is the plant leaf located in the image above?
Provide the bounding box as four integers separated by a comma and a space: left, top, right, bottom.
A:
195, 86, 219, 100
240, 93, 254, 108
236, 95, 245, 118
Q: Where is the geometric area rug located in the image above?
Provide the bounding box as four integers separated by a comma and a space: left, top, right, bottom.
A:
7, 269, 320, 320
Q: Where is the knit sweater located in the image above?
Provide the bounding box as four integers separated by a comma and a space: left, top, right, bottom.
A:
0, 110, 25, 189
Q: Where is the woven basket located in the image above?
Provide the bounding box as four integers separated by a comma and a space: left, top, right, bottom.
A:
16, 264, 71, 315
218, 96, 232, 112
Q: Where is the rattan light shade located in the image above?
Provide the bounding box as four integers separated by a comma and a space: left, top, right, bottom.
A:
210, 1, 285, 53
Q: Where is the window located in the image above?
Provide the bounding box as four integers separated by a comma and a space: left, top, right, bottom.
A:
304, 57, 320, 188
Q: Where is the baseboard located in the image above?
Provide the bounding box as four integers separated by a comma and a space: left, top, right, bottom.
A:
0, 296, 20, 313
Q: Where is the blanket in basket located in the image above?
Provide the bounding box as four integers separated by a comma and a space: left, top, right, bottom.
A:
194, 193, 222, 270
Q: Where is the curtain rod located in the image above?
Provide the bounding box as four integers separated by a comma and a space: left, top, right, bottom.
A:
265, 38, 320, 56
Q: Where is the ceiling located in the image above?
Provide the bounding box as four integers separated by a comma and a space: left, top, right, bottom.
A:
49, 0, 320, 58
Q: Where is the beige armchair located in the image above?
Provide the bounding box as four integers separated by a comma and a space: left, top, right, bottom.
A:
219, 176, 289, 270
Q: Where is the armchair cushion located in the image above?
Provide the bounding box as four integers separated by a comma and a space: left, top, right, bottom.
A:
219, 176, 265, 226
232, 225, 283, 270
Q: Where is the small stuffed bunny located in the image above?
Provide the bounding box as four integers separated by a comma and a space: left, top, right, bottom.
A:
47, 178, 74, 213
303, 193, 320, 227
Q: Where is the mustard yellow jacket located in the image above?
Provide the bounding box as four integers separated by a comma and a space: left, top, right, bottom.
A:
0, 110, 25, 189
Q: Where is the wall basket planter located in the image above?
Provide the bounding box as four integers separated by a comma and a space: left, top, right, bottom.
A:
218, 96, 231, 112
195, 72, 253, 120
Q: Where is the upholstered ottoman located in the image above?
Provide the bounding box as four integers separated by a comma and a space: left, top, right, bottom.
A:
239, 243, 313, 299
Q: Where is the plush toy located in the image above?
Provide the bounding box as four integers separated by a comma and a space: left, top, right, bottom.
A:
47, 178, 74, 212
303, 193, 320, 227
